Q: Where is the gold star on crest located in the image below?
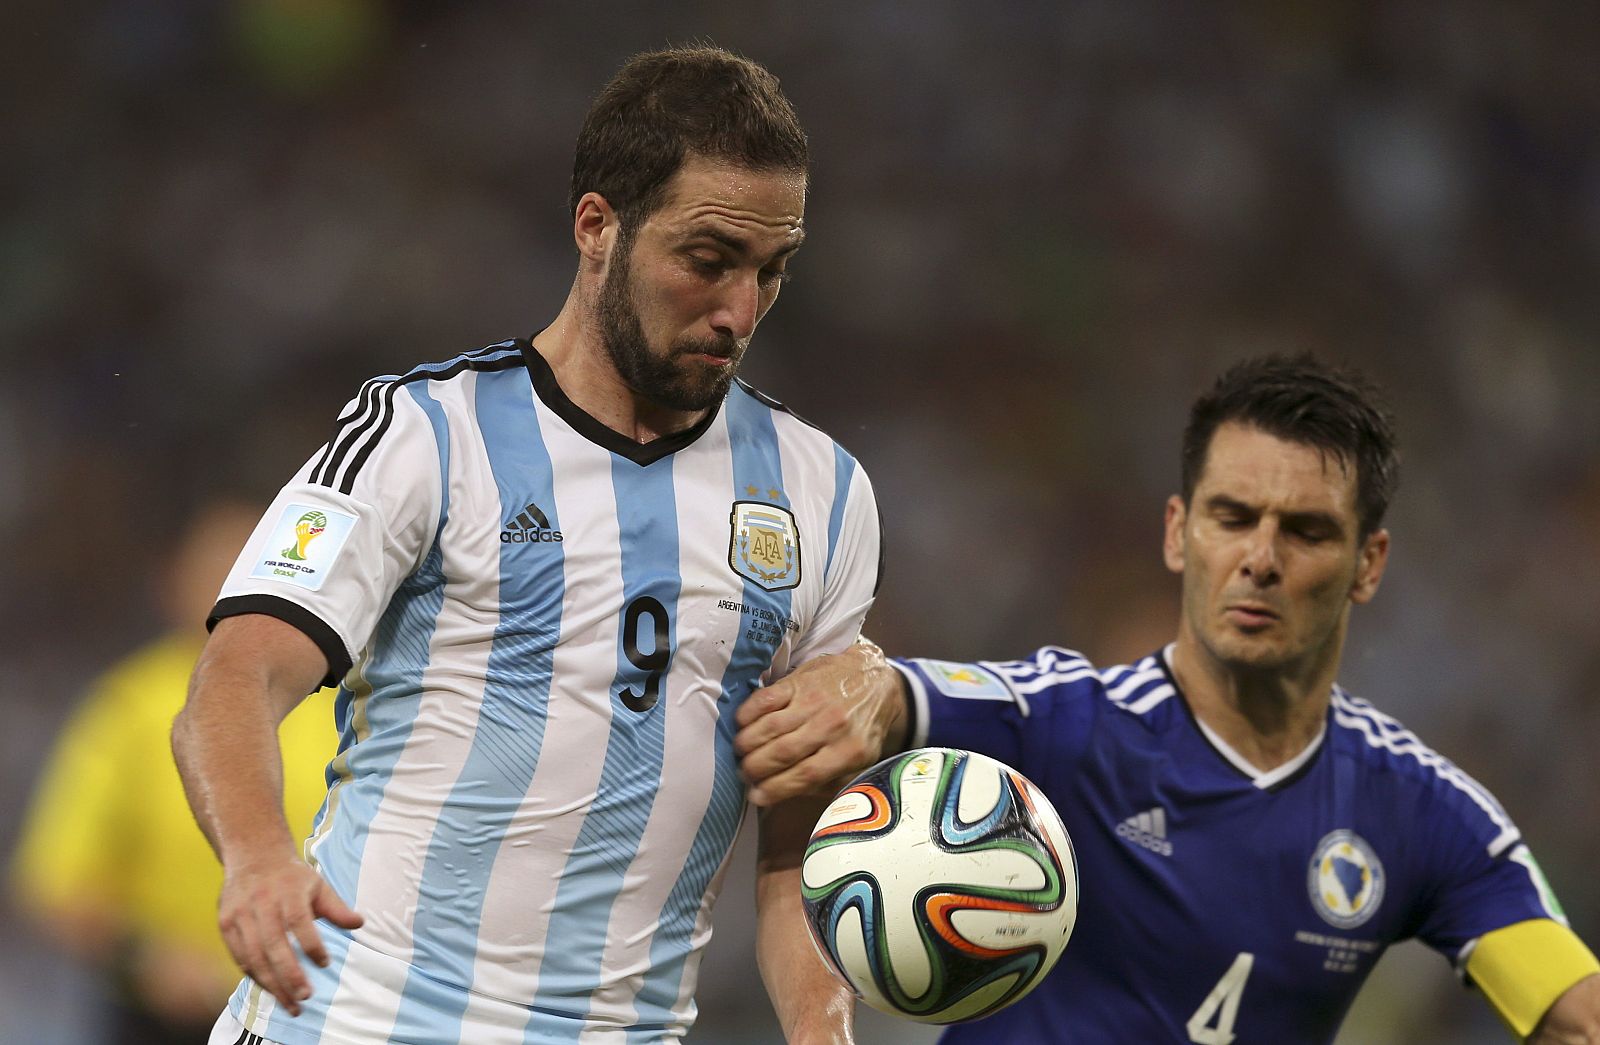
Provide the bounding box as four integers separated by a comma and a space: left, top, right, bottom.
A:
767, 488, 782, 500
745, 484, 758, 495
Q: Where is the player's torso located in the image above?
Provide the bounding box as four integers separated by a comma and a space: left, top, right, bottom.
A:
285, 368, 844, 1042
960, 706, 1427, 1044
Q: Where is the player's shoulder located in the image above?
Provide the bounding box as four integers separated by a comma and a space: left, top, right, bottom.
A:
388, 338, 532, 390
731, 378, 863, 461
1326, 686, 1449, 779
1327, 686, 1515, 820
331, 339, 533, 415
1324, 688, 1523, 851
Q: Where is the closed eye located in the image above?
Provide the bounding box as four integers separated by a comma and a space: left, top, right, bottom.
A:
1286, 519, 1341, 544
688, 253, 726, 276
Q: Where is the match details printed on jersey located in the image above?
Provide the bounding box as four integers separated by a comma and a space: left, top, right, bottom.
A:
248, 503, 357, 591
728, 500, 801, 591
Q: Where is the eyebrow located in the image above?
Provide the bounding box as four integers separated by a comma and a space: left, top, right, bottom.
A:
1204, 495, 1254, 515
687, 225, 806, 261
1204, 495, 1345, 533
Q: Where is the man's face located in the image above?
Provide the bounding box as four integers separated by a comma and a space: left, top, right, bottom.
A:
1164, 422, 1389, 676
598, 153, 806, 412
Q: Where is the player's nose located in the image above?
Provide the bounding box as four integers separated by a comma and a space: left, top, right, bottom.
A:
710, 272, 760, 341
1239, 524, 1282, 584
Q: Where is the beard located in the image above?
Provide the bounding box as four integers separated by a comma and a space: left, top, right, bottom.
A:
598, 234, 746, 412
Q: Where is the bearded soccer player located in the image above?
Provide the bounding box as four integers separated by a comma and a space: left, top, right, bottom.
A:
736, 356, 1600, 1042
173, 47, 879, 1045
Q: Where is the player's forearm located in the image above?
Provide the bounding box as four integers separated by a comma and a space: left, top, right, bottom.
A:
171, 622, 321, 869
756, 796, 855, 1043
1529, 973, 1600, 1044
173, 662, 296, 866
756, 861, 854, 1044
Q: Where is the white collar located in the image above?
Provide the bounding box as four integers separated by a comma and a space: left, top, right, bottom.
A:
1162, 645, 1328, 790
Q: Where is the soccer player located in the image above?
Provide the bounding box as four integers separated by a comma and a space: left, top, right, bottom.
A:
735, 356, 1600, 1042
172, 47, 880, 1045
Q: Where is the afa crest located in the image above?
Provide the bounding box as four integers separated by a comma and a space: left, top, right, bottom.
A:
729, 500, 801, 591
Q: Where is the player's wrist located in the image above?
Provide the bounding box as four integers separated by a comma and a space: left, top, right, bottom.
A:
845, 637, 907, 755
874, 660, 911, 755
218, 829, 303, 877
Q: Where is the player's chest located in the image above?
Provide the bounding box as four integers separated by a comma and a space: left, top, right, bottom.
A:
433, 447, 824, 670
1071, 750, 1419, 994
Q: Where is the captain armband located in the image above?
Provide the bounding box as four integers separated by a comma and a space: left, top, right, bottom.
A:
1465, 918, 1600, 1039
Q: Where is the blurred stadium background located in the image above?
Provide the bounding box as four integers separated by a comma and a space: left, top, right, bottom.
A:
4, 1, 1598, 1042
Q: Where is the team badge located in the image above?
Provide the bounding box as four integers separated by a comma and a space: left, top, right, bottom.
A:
1308, 830, 1385, 929
729, 501, 801, 591
249, 503, 357, 592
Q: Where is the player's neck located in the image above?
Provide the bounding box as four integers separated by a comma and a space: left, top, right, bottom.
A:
1168, 635, 1339, 774
532, 300, 710, 444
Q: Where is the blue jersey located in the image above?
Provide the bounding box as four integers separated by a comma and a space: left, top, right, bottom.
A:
213, 340, 882, 1044
894, 646, 1563, 1044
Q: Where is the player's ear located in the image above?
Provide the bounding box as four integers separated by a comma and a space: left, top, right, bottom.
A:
573, 191, 619, 265
1349, 527, 1389, 605
1162, 495, 1187, 575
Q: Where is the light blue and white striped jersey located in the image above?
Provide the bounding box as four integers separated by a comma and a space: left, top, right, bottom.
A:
895, 645, 1565, 1044
213, 340, 882, 1044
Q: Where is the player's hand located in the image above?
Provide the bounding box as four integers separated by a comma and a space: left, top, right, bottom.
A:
735, 640, 907, 807
217, 852, 363, 1017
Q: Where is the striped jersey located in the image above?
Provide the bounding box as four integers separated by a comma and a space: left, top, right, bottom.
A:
895, 645, 1565, 1044
212, 339, 881, 1044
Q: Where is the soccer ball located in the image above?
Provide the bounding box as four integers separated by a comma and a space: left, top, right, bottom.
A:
801, 747, 1078, 1024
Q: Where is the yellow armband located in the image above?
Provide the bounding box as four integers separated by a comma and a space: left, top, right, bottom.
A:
1467, 919, 1600, 1038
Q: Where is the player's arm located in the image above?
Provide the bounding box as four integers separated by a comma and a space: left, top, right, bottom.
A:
1466, 919, 1600, 1042
736, 638, 908, 807
170, 613, 362, 1017
1532, 973, 1600, 1044
756, 796, 856, 1044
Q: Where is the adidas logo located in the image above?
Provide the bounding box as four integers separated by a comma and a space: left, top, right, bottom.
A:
500, 502, 564, 544
1115, 807, 1173, 857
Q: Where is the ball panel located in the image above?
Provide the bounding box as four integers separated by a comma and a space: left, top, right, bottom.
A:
812, 783, 891, 836
954, 752, 1003, 824
917, 969, 1024, 1024
933, 894, 1064, 953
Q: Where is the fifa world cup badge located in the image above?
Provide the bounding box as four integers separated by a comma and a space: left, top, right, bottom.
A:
250, 503, 357, 592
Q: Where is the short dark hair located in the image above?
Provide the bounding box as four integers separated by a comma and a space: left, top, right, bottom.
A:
570, 45, 808, 230
1181, 355, 1400, 539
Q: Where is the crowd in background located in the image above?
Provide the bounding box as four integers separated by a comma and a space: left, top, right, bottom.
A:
3, 2, 1598, 1042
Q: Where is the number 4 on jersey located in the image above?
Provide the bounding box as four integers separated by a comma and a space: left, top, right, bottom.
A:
1187, 952, 1254, 1045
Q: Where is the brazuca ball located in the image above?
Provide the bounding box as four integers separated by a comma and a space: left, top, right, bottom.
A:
801, 747, 1078, 1024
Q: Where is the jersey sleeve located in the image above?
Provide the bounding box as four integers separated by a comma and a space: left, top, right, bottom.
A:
891, 646, 1102, 788
1410, 767, 1566, 968
787, 459, 882, 666
211, 379, 444, 687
